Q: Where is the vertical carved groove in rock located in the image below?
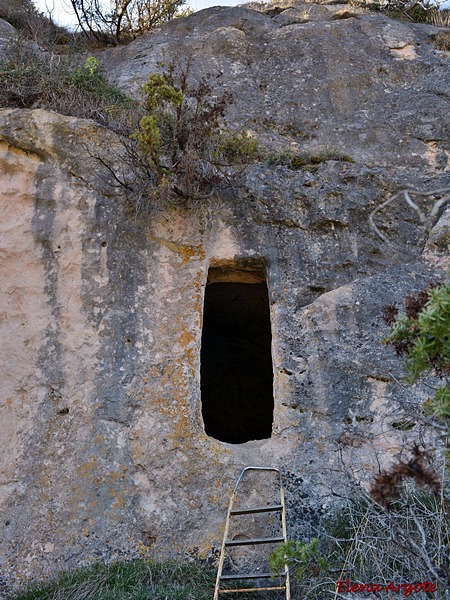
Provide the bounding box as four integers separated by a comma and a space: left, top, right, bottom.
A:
200, 265, 274, 444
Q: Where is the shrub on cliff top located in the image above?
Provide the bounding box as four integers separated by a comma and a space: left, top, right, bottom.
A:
0, 47, 137, 132
0, 0, 71, 47
69, 0, 191, 45
130, 60, 260, 205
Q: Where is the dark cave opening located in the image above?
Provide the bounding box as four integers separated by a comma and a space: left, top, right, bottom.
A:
200, 279, 274, 444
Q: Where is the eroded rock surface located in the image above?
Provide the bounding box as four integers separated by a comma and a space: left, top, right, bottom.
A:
0, 3, 449, 592
0, 19, 16, 45
102, 4, 450, 171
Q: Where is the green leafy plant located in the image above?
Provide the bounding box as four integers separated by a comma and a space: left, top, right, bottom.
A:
84, 56, 100, 75
270, 538, 328, 581
383, 279, 450, 421
131, 60, 260, 204
132, 72, 185, 166
368, 279, 450, 512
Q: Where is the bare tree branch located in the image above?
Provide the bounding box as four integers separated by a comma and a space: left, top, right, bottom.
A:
369, 187, 450, 244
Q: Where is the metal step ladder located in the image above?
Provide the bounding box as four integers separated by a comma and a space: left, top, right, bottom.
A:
214, 466, 291, 599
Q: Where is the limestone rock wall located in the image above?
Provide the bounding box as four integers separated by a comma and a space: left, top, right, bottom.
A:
0, 4, 449, 591
102, 4, 450, 172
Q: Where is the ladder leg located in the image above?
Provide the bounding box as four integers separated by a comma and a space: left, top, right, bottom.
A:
280, 488, 291, 600
214, 491, 236, 600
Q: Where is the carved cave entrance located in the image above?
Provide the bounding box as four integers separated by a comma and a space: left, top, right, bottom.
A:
200, 265, 274, 444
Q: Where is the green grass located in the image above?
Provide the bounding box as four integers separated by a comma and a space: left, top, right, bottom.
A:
10, 559, 276, 600
11, 560, 214, 600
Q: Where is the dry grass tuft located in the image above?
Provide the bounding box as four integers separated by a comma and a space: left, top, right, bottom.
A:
435, 29, 450, 50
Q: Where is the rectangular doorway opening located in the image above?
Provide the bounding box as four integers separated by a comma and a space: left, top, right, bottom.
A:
200, 264, 274, 444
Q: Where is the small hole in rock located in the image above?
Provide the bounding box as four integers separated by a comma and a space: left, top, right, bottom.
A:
392, 420, 416, 431
279, 367, 293, 375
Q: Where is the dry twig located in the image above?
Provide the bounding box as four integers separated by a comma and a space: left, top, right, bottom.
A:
369, 187, 450, 244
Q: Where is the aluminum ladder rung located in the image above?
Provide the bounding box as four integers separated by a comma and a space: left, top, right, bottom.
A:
219, 586, 287, 594
230, 503, 282, 515
220, 572, 285, 580
225, 536, 285, 547
213, 466, 291, 600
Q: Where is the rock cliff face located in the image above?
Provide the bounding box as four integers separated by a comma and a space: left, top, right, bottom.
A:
102, 3, 450, 170
0, 3, 449, 592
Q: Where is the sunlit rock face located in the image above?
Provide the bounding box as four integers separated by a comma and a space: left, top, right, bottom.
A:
0, 3, 449, 591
